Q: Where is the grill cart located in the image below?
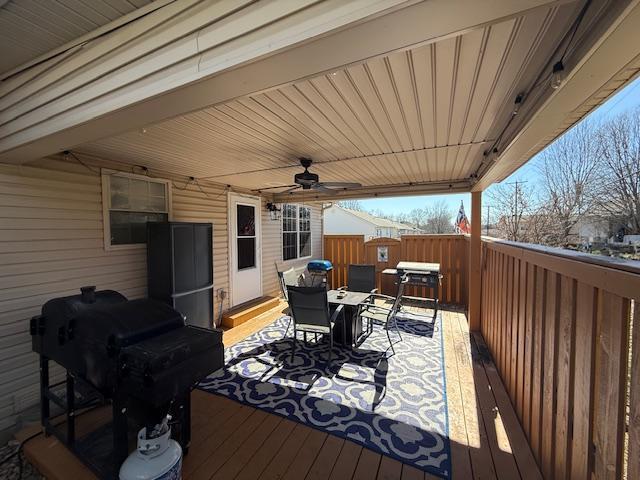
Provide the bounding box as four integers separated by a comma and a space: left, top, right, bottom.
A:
305, 260, 333, 287
31, 286, 224, 479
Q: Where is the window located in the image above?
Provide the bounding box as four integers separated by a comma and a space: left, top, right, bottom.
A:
102, 171, 170, 248
282, 204, 312, 261
236, 204, 256, 270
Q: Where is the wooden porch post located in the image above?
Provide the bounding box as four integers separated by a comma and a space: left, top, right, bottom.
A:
468, 191, 482, 331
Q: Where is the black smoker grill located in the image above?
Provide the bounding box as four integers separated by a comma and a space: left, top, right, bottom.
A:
31, 286, 224, 479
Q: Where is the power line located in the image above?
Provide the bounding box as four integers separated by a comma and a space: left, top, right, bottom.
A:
598, 79, 640, 117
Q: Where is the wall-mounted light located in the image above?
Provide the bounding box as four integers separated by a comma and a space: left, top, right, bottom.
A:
266, 202, 281, 221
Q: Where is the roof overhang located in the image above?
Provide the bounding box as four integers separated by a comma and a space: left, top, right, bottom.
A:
474, 0, 640, 190
1, 0, 639, 199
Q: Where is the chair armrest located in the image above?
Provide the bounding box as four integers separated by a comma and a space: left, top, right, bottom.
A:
366, 293, 396, 302
357, 302, 392, 314
330, 304, 345, 324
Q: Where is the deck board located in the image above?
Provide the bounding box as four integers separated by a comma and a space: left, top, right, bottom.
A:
352, 448, 382, 480
20, 307, 542, 480
257, 423, 313, 480
234, 418, 297, 480
328, 440, 362, 480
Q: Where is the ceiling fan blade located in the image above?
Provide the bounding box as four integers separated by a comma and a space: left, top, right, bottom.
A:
315, 182, 362, 189
253, 184, 298, 192
309, 183, 333, 193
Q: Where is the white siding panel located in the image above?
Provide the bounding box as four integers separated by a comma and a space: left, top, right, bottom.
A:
170, 182, 230, 323
0, 157, 147, 431
0, 154, 324, 433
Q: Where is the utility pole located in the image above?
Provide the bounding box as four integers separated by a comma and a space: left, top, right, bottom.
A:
505, 180, 527, 240
485, 205, 490, 236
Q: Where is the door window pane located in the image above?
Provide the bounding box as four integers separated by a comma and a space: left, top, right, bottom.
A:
237, 238, 256, 270
237, 205, 255, 236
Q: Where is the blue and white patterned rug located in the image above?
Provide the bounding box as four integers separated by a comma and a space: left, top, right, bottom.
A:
199, 311, 451, 478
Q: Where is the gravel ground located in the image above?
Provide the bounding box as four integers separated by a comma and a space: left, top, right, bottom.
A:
0, 441, 43, 480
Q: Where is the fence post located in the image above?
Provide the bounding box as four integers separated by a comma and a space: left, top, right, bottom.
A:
469, 190, 482, 330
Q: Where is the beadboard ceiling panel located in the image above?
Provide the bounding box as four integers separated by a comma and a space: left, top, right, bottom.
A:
76, 1, 582, 194
0, 0, 152, 75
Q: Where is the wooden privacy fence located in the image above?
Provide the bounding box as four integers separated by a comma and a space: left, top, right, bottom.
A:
480, 238, 640, 480
323, 234, 469, 306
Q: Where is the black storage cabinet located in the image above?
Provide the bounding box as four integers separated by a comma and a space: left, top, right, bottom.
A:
147, 222, 214, 329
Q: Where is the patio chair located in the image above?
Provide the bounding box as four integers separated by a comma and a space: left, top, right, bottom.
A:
277, 266, 303, 337
355, 276, 408, 354
286, 286, 344, 364
277, 267, 302, 301
339, 264, 378, 294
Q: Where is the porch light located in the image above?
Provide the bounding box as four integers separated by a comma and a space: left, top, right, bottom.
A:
513, 94, 524, 115
550, 60, 565, 89
266, 202, 281, 220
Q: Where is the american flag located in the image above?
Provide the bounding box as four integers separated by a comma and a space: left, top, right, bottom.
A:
455, 201, 470, 234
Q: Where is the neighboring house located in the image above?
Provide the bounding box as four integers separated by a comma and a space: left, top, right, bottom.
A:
570, 215, 610, 244
495, 212, 612, 244
324, 205, 420, 239
0, 155, 323, 433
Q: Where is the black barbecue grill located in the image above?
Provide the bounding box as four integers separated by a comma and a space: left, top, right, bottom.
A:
31, 286, 224, 479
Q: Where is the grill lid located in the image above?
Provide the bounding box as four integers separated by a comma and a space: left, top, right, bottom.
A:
73, 299, 185, 348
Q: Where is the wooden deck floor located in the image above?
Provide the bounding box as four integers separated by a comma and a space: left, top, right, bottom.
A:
20, 303, 542, 479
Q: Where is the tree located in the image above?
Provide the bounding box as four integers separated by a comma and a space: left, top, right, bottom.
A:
486, 181, 532, 241
394, 212, 410, 224
336, 200, 364, 211
422, 200, 454, 233
595, 108, 640, 234
408, 208, 424, 229
536, 121, 600, 246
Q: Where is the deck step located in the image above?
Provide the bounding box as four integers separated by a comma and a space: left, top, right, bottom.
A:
221, 296, 280, 328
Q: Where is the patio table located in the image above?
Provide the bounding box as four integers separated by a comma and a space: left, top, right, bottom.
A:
327, 290, 372, 346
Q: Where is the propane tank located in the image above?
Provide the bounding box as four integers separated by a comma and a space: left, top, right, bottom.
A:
119, 416, 182, 480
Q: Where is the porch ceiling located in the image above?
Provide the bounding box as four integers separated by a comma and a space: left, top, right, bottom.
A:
76, 2, 580, 197
2, 0, 638, 200
0, 0, 154, 76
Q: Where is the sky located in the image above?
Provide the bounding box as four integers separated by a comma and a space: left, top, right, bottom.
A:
357, 76, 640, 222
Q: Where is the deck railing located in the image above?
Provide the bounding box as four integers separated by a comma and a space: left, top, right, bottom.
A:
480, 237, 639, 480
323, 233, 639, 478
323, 234, 469, 306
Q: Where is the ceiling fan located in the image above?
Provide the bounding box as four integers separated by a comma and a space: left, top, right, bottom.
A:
280, 157, 362, 194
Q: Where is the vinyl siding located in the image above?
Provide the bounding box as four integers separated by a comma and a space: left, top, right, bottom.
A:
323, 206, 376, 237
0, 155, 323, 432
261, 200, 324, 299
0, 157, 147, 432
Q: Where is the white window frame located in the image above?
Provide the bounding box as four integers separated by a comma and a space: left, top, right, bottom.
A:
101, 169, 172, 251
282, 203, 312, 262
